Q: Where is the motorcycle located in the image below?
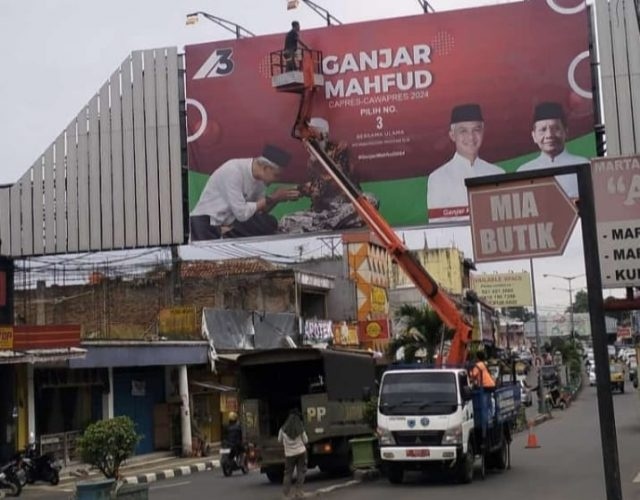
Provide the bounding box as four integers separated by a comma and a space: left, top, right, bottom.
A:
220, 442, 249, 477
0, 460, 23, 497
545, 386, 571, 410
4, 452, 28, 489
23, 443, 61, 486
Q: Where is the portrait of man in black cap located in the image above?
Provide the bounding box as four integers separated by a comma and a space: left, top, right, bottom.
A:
189, 144, 300, 241
517, 101, 586, 198
427, 103, 504, 222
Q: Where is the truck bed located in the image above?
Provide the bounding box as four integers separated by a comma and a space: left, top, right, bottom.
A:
472, 384, 520, 429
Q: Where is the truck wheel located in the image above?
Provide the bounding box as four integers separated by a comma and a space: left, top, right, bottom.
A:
387, 464, 404, 484
456, 441, 474, 484
492, 439, 508, 470
265, 467, 284, 484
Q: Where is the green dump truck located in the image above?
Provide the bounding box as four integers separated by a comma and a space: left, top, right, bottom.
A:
237, 347, 376, 483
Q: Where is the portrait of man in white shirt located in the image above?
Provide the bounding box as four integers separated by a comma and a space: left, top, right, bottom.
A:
517, 101, 587, 199
189, 144, 300, 241
427, 103, 504, 223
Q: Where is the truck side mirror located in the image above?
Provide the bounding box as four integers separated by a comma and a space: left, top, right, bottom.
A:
461, 386, 473, 402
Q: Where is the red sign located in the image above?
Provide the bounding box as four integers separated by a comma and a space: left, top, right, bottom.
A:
12, 325, 82, 350
357, 319, 390, 342
184, 1, 593, 237
617, 326, 632, 339
468, 178, 578, 263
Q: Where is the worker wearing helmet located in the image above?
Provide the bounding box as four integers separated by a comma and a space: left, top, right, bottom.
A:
225, 411, 243, 462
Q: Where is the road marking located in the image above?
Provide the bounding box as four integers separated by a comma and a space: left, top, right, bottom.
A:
151, 480, 191, 491
633, 472, 640, 483
163, 469, 175, 478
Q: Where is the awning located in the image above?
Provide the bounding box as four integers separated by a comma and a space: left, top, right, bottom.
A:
190, 380, 236, 392
217, 353, 241, 362
26, 347, 87, 364
0, 347, 87, 365
0, 350, 28, 365
69, 342, 209, 368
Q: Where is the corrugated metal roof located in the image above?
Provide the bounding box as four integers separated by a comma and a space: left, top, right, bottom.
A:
180, 258, 279, 279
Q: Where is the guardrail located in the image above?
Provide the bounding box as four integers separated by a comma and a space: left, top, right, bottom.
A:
40, 430, 83, 465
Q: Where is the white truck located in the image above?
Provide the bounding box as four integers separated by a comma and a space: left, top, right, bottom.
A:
376, 367, 520, 484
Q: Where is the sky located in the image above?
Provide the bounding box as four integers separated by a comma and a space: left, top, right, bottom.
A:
0, 0, 616, 313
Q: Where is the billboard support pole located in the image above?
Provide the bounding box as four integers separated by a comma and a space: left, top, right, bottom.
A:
300, 1, 342, 26
185, 12, 255, 38
417, 0, 436, 13
576, 165, 623, 500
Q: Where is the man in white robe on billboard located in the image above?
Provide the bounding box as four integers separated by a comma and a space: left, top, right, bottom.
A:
517, 101, 587, 199
427, 103, 504, 223
189, 144, 300, 240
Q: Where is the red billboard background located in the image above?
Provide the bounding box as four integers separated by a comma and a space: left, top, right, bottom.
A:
185, 0, 594, 234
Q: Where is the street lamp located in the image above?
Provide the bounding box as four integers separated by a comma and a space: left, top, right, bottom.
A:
417, 0, 436, 13
544, 273, 585, 341
185, 11, 255, 38
286, 0, 342, 26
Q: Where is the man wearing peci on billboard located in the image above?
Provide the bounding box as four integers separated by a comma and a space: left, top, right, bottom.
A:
189, 145, 300, 241
517, 102, 587, 199
427, 104, 504, 223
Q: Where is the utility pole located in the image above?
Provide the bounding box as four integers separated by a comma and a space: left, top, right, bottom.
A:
319, 236, 341, 258
529, 258, 545, 415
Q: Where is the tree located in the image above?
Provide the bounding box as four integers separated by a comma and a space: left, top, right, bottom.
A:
77, 416, 141, 479
501, 306, 534, 323
388, 304, 453, 363
567, 290, 589, 313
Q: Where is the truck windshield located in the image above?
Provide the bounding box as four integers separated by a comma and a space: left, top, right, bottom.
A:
379, 372, 458, 415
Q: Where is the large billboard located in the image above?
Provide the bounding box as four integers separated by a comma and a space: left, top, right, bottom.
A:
185, 1, 595, 241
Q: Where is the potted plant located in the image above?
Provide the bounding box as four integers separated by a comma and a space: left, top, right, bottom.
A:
76, 416, 142, 497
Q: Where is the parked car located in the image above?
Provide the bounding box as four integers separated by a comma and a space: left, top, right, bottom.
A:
518, 379, 533, 407
518, 350, 533, 365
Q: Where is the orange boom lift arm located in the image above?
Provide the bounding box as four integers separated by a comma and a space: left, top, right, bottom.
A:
272, 48, 473, 364
301, 135, 473, 365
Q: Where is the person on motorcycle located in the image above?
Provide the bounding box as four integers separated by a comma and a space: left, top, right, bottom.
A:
225, 412, 243, 462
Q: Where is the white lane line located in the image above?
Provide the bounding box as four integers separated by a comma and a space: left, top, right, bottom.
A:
151, 480, 191, 491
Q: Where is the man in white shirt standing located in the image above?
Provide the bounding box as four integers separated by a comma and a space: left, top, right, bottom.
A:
517, 101, 587, 199
190, 144, 300, 241
427, 104, 504, 223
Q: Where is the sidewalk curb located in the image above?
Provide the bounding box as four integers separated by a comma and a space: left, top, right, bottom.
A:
123, 459, 219, 484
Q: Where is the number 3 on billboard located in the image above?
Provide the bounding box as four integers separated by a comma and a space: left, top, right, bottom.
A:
376, 116, 383, 130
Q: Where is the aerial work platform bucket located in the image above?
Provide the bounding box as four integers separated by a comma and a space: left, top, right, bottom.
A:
270, 48, 324, 94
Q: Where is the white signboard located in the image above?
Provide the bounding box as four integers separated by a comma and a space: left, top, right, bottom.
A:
592, 155, 640, 288
471, 272, 532, 307
303, 319, 333, 344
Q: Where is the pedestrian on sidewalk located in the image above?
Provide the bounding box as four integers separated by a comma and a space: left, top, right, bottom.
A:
278, 409, 308, 499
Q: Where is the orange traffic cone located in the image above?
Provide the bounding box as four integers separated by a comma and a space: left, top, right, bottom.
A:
525, 421, 541, 449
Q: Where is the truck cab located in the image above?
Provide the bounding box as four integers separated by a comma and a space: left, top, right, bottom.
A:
377, 366, 518, 484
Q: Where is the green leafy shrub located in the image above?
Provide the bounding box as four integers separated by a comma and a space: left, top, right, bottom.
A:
77, 416, 142, 479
